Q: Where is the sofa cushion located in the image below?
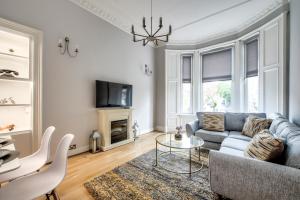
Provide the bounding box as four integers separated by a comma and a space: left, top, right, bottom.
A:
280, 126, 300, 143
196, 112, 222, 129
275, 122, 295, 137
225, 112, 266, 131
284, 139, 300, 169
245, 130, 284, 161
269, 117, 289, 135
242, 116, 272, 137
269, 112, 286, 120
228, 131, 252, 142
203, 113, 225, 132
202, 141, 221, 150
219, 147, 245, 157
221, 137, 249, 151
195, 129, 228, 143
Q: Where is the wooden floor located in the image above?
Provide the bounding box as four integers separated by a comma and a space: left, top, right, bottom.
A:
50, 132, 161, 200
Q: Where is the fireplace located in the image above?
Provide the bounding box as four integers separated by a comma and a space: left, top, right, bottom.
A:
111, 119, 128, 144
97, 108, 133, 151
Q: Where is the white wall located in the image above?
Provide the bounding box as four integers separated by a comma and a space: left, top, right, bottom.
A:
0, 0, 156, 156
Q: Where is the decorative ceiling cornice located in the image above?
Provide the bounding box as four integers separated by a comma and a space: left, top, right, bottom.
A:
69, 0, 287, 46
167, 1, 286, 46
69, 0, 131, 33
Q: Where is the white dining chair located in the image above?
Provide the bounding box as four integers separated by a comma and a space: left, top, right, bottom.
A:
0, 126, 55, 183
0, 133, 74, 200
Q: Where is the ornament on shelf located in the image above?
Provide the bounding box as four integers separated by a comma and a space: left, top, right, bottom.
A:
175, 126, 183, 140
8, 97, 15, 104
132, 120, 139, 140
0, 97, 16, 105
0, 124, 15, 132
0, 69, 19, 78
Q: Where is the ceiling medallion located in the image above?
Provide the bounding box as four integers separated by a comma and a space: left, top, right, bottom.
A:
131, 0, 172, 46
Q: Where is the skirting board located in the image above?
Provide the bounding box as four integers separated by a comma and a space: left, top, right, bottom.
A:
68, 145, 89, 156
155, 126, 167, 132
138, 128, 154, 135
101, 138, 134, 151
68, 127, 155, 156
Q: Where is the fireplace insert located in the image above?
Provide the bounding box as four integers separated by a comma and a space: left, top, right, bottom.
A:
111, 119, 128, 144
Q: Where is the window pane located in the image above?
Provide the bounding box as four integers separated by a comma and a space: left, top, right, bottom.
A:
202, 49, 232, 82
203, 81, 232, 112
182, 56, 192, 83
247, 76, 259, 112
182, 55, 192, 114
182, 83, 192, 113
245, 39, 258, 78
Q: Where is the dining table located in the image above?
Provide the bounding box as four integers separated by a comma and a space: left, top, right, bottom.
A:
0, 136, 21, 174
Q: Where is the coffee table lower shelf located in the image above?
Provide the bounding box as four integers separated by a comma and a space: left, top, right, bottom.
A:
154, 141, 204, 177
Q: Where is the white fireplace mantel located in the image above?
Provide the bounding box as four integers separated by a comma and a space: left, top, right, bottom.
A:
97, 108, 133, 151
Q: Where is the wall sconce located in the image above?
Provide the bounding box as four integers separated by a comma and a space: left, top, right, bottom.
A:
58, 36, 79, 57
145, 64, 152, 76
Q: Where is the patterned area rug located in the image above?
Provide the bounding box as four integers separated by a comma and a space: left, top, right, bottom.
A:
84, 149, 221, 200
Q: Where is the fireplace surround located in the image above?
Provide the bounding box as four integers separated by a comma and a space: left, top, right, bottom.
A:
97, 108, 133, 151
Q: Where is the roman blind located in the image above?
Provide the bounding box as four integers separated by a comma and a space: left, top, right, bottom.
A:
182, 55, 192, 83
202, 48, 232, 82
245, 39, 259, 77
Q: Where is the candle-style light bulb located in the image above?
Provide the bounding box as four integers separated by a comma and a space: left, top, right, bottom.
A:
75, 45, 79, 53
58, 39, 63, 48
143, 17, 146, 28
169, 25, 172, 35
159, 17, 163, 27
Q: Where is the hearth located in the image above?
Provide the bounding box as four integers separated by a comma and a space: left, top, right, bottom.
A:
111, 119, 128, 144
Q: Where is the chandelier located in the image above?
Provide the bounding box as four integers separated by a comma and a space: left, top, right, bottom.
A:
131, 0, 172, 46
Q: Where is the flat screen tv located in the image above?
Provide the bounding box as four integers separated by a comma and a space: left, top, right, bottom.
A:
96, 80, 132, 108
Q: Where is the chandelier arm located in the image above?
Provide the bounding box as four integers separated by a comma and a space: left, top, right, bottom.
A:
132, 33, 148, 38
156, 38, 168, 42
143, 39, 150, 46
152, 27, 162, 37
155, 34, 171, 38
133, 38, 146, 42
143, 27, 151, 36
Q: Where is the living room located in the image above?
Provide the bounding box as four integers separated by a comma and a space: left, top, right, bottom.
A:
0, 0, 299, 199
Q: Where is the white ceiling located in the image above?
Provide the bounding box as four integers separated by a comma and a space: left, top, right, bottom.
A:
69, 0, 287, 45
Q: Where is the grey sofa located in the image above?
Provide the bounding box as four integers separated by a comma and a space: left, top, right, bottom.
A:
187, 112, 300, 200
186, 112, 266, 150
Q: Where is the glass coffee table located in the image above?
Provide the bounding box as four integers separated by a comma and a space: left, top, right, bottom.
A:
155, 133, 204, 177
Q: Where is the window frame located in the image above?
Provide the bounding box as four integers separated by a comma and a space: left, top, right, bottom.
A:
242, 35, 260, 112
199, 45, 235, 112
180, 53, 194, 114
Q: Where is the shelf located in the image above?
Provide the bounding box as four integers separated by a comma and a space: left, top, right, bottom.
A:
0, 52, 29, 59
0, 76, 31, 82
0, 129, 32, 136
0, 104, 31, 107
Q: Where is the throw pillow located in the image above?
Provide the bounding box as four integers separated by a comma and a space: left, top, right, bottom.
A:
203, 113, 225, 132
242, 116, 272, 137
244, 129, 284, 161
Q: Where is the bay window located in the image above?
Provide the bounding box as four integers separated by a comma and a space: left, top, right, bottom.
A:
244, 38, 259, 112
202, 48, 233, 112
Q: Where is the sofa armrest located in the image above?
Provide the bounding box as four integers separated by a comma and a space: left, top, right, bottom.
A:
186, 120, 199, 136
209, 151, 300, 200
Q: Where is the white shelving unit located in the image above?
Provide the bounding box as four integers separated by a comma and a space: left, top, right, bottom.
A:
0, 18, 42, 157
